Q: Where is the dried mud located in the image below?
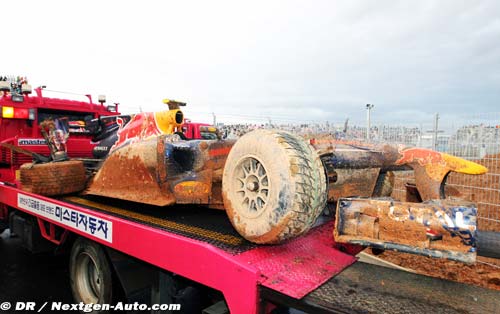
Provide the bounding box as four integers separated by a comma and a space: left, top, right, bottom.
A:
374, 250, 500, 291
378, 153, 500, 290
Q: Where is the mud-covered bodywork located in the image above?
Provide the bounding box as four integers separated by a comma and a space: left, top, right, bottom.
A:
335, 198, 478, 263
87, 135, 234, 208
311, 138, 486, 263
86, 103, 231, 207
83, 108, 489, 255
311, 139, 486, 202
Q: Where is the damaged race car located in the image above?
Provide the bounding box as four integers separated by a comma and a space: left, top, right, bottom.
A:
17, 100, 500, 264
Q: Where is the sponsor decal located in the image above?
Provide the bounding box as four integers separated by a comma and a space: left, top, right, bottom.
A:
93, 146, 109, 151
17, 193, 112, 243
17, 138, 47, 146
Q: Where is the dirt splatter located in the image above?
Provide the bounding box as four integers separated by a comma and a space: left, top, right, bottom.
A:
372, 250, 500, 291
382, 152, 500, 289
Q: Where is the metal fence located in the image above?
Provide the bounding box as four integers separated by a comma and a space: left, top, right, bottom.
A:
348, 114, 500, 232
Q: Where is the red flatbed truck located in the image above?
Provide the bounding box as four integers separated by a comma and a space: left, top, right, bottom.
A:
1, 80, 500, 313
4, 186, 500, 314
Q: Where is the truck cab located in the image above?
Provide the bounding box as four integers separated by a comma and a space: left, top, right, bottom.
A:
0, 77, 119, 182
182, 119, 218, 140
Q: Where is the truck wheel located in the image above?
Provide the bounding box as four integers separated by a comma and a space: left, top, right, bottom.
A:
222, 130, 327, 244
70, 238, 112, 312
20, 160, 86, 196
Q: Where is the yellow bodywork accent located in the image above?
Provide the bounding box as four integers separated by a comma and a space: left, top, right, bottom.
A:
174, 181, 210, 195
424, 153, 488, 182
441, 153, 488, 175
154, 109, 183, 134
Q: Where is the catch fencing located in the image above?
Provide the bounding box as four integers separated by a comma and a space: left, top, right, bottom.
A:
348, 113, 500, 232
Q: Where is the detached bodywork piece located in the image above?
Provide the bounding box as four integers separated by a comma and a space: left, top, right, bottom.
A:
335, 198, 477, 263
17, 102, 496, 263
311, 139, 487, 263
308, 139, 486, 263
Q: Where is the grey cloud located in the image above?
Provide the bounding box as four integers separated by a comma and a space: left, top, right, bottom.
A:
2, 0, 499, 127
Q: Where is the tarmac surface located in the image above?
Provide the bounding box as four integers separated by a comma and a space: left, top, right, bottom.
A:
0, 229, 73, 313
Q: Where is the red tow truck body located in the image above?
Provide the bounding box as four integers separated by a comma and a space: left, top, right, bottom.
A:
0, 84, 118, 182
182, 119, 217, 140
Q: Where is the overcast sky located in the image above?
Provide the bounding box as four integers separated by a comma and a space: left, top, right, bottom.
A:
2, 1, 499, 127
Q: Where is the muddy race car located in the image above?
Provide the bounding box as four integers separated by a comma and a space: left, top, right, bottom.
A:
17, 101, 493, 263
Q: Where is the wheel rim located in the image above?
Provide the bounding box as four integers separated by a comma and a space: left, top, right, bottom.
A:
75, 252, 101, 304
233, 156, 270, 218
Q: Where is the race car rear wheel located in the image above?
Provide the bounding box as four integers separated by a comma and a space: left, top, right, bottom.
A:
222, 130, 327, 244
20, 160, 86, 196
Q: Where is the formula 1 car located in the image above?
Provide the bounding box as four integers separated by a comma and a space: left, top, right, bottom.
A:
17, 101, 495, 263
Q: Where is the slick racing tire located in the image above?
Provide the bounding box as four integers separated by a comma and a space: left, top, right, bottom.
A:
222, 130, 327, 244
20, 160, 86, 196
70, 238, 113, 313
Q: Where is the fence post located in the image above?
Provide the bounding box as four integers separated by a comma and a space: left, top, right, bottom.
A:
366, 104, 374, 140
432, 113, 439, 150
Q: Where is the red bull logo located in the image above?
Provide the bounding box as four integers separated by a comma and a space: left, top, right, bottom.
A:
110, 109, 184, 153
111, 112, 163, 152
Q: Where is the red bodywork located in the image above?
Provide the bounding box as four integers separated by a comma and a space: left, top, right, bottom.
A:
0, 87, 119, 182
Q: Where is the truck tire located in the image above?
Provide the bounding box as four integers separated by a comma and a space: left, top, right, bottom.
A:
70, 238, 112, 313
20, 160, 86, 196
222, 130, 327, 244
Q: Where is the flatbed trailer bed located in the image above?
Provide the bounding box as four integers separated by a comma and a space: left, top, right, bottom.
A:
1, 183, 500, 313
264, 261, 500, 314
